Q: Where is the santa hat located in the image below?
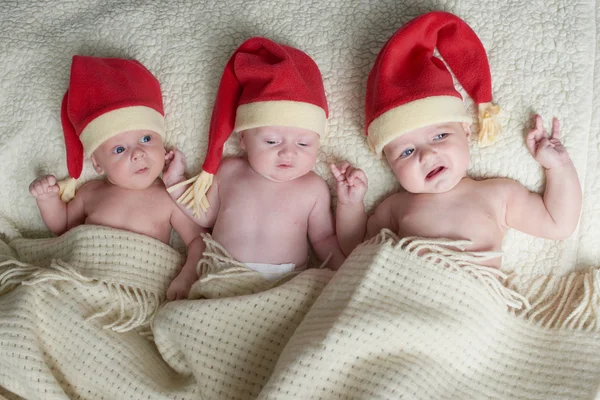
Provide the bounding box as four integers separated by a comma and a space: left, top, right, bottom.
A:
58, 55, 165, 201
169, 37, 328, 216
365, 11, 501, 156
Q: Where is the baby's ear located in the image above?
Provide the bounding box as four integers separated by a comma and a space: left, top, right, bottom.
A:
461, 122, 472, 139
90, 155, 103, 174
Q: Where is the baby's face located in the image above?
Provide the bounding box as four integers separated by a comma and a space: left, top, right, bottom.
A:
91, 129, 165, 190
383, 122, 471, 194
240, 126, 320, 182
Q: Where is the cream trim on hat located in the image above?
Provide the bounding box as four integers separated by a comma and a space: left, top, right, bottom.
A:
80, 106, 165, 156
367, 96, 471, 156
235, 100, 327, 137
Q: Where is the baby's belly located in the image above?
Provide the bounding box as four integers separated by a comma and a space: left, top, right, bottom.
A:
212, 228, 309, 267
85, 215, 171, 244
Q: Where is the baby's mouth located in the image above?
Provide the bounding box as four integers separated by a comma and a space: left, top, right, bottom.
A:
277, 163, 293, 169
135, 167, 149, 174
426, 166, 445, 179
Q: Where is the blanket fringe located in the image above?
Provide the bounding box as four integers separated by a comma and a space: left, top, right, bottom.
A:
361, 230, 531, 311
507, 268, 600, 330
189, 233, 303, 299
0, 257, 161, 332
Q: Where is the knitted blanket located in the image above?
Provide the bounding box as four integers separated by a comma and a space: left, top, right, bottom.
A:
2, 226, 598, 399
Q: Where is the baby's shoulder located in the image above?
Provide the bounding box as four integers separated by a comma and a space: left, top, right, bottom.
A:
473, 177, 525, 195
75, 179, 105, 198
298, 171, 330, 195
217, 157, 247, 174
373, 191, 407, 216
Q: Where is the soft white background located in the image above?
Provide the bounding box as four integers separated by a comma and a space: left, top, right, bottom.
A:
0, 0, 597, 275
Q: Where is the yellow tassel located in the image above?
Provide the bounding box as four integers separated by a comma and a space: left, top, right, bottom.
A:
167, 170, 214, 218
57, 177, 77, 202
477, 102, 502, 147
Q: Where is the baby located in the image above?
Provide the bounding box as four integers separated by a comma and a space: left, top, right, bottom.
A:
331, 12, 582, 267
163, 37, 345, 299
28, 56, 206, 296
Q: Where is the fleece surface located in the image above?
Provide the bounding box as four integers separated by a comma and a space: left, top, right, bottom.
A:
0, 0, 597, 276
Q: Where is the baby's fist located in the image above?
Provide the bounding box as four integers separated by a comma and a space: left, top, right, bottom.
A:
29, 175, 60, 200
166, 272, 195, 301
330, 162, 368, 206
526, 115, 573, 169
162, 149, 187, 187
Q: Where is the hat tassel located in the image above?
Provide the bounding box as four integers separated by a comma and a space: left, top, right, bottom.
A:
477, 102, 501, 147
167, 170, 214, 218
57, 177, 78, 202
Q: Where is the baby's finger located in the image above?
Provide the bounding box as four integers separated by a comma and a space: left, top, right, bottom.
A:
29, 182, 39, 196
338, 161, 350, 174
166, 289, 175, 301
350, 169, 368, 185
329, 164, 344, 182
46, 175, 57, 186
525, 130, 538, 154
550, 117, 560, 140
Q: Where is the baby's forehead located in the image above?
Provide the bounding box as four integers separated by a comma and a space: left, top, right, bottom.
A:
244, 126, 320, 138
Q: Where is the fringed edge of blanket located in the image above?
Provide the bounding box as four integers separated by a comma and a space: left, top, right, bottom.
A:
0, 258, 162, 333
189, 233, 315, 299
363, 230, 600, 332
361, 230, 531, 311
507, 268, 600, 331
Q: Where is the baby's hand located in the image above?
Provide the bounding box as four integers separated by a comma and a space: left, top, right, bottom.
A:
162, 149, 187, 187
526, 115, 573, 169
29, 175, 60, 200
166, 269, 196, 301
330, 161, 368, 206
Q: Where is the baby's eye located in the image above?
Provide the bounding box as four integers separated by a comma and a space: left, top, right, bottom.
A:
399, 148, 414, 158
141, 135, 152, 143
113, 146, 125, 154
433, 133, 448, 141
297, 142, 308, 147
265, 140, 278, 145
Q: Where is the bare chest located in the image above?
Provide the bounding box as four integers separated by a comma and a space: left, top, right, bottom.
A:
396, 194, 504, 251
218, 179, 314, 229
84, 186, 173, 242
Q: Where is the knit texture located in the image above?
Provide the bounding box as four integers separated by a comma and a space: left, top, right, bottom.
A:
258, 231, 600, 399
1, 227, 599, 399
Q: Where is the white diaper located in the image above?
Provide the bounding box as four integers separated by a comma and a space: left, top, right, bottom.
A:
244, 262, 302, 281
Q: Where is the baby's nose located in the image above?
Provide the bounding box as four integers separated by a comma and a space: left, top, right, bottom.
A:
132, 147, 146, 160
278, 143, 296, 156
419, 146, 436, 161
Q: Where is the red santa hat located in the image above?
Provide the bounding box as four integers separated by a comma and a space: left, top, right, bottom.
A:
169, 37, 328, 216
365, 11, 501, 156
58, 55, 165, 201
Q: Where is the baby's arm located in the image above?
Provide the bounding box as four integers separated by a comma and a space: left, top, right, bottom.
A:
330, 162, 368, 256
307, 177, 346, 270
29, 175, 85, 235
167, 204, 209, 300
162, 149, 219, 228
505, 115, 582, 239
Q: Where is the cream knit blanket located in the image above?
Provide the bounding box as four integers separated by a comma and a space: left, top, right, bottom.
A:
1, 227, 599, 399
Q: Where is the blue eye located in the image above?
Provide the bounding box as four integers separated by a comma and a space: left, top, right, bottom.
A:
141, 135, 151, 143
433, 133, 448, 140
400, 148, 414, 158
113, 146, 125, 154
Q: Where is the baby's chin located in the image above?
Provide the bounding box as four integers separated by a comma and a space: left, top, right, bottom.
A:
105, 172, 162, 190
255, 168, 312, 183
401, 176, 464, 194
